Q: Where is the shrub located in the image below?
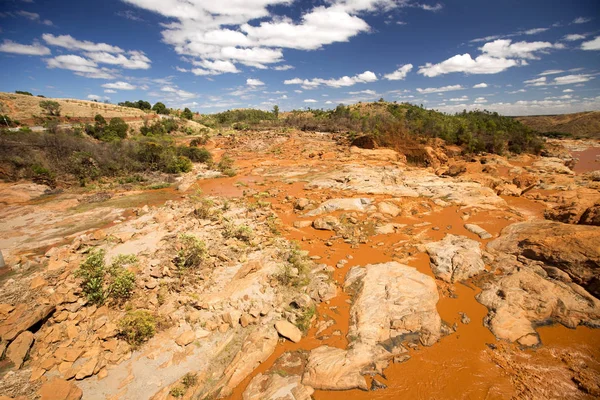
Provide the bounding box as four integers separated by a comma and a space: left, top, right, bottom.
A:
217, 155, 236, 177
75, 249, 137, 305
223, 223, 253, 242
174, 234, 206, 269
182, 373, 198, 388
107, 117, 128, 139
15, 91, 33, 96
152, 102, 168, 115
39, 100, 61, 116
169, 386, 185, 398
177, 146, 212, 163
194, 198, 214, 219
182, 108, 194, 120
118, 310, 156, 348
165, 155, 192, 173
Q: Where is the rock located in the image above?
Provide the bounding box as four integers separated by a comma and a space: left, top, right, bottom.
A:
302, 346, 369, 391
291, 294, 313, 309
459, 312, 471, 324
312, 216, 339, 231
371, 378, 387, 391
393, 354, 411, 364
6, 330, 34, 369
0, 304, 55, 342
223, 310, 242, 327
543, 190, 600, 226
350, 146, 402, 162
293, 220, 313, 229
39, 377, 83, 400
294, 198, 311, 211
306, 198, 372, 216
464, 224, 492, 239
443, 163, 467, 177
30, 276, 47, 290
377, 202, 401, 217
477, 265, 600, 347
275, 320, 302, 343
175, 330, 195, 346
425, 234, 486, 283
243, 373, 314, 400
580, 205, 600, 226
75, 357, 98, 380
487, 221, 600, 298
530, 157, 574, 175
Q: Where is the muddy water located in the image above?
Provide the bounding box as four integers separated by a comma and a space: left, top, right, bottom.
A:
571, 146, 600, 173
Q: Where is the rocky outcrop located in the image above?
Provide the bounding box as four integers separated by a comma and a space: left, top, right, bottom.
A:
477, 264, 600, 347
0, 304, 54, 342
243, 373, 314, 400
39, 377, 83, 400
487, 221, 600, 298
543, 189, 600, 226
303, 262, 441, 391
305, 198, 372, 216
5, 330, 34, 368
425, 235, 486, 283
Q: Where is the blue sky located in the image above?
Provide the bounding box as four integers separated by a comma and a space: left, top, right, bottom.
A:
1, 0, 599, 115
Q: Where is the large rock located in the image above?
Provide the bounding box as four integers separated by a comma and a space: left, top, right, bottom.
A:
0, 304, 54, 342
304, 263, 442, 391
39, 377, 83, 400
477, 265, 600, 347
312, 216, 339, 231
306, 198, 372, 216
243, 373, 314, 400
6, 330, 34, 368
275, 320, 302, 343
487, 221, 600, 298
425, 234, 486, 283
543, 189, 600, 226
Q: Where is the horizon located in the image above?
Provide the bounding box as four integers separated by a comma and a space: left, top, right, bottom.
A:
0, 0, 599, 116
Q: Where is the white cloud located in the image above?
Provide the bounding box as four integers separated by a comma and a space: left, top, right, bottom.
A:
507, 89, 526, 94
480, 39, 557, 60
563, 34, 586, 41
524, 76, 547, 86
383, 64, 413, 80
538, 69, 564, 76
273, 65, 294, 71
46, 55, 117, 79
104, 89, 117, 93
0, 39, 50, 55
416, 84, 464, 94
160, 85, 196, 99
418, 3, 443, 12
84, 51, 151, 69
473, 82, 488, 88
419, 54, 519, 77
553, 74, 594, 85
246, 78, 265, 86
15, 10, 53, 25
284, 70, 377, 89
304, 99, 318, 103
348, 89, 378, 95
581, 36, 600, 51
573, 17, 591, 24
474, 97, 487, 103
102, 81, 137, 90
42, 34, 124, 53
449, 96, 469, 102
563, 89, 574, 93
523, 27, 548, 35
87, 94, 101, 100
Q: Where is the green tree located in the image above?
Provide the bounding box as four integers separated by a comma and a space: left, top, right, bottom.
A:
152, 102, 169, 115
15, 91, 33, 96
182, 107, 194, 120
107, 117, 129, 139
272, 105, 279, 119
136, 100, 152, 110
39, 100, 61, 116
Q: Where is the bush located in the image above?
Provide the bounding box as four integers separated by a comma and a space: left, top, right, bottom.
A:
75, 249, 137, 305
152, 102, 169, 115
217, 155, 236, 177
15, 91, 33, 96
223, 223, 253, 243
165, 155, 192, 173
118, 310, 156, 348
40, 100, 61, 116
177, 146, 212, 163
174, 234, 206, 269
182, 108, 194, 120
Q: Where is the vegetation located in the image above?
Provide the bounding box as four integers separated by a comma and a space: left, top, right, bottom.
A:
0, 129, 212, 186
15, 91, 33, 96
118, 100, 151, 111
152, 102, 169, 115
217, 154, 236, 177
86, 114, 129, 141
174, 234, 206, 269
118, 310, 157, 348
75, 250, 137, 305
181, 107, 194, 120
39, 100, 61, 116
140, 118, 181, 136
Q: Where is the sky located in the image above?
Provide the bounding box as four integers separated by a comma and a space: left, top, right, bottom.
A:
0, 0, 599, 116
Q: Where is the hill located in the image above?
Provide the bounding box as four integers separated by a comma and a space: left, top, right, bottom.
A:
0, 92, 155, 126
516, 111, 600, 138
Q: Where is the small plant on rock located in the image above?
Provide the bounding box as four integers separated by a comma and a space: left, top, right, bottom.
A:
174, 234, 206, 269
118, 310, 156, 348
169, 386, 185, 398
182, 372, 198, 387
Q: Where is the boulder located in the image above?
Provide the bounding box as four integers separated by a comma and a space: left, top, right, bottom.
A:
39, 377, 83, 400
312, 216, 339, 231
6, 330, 34, 368
243, 373, 314, 400
175, 330, 195, 346
302, 346, 370, 391
487, 221, 600, 298
275, 320, 302, 343
425, 234, 486, 283
377, 202, 401, 217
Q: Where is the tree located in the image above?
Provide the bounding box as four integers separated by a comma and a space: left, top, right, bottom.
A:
152, 102, 168, 115
272, 105, 279, 119
182, 108, 194, 120
136, 100, 151, 111
16, 91, 33, 96
39, 100, 61, 116
94, 114, 107, 129
107, 118, 128, 139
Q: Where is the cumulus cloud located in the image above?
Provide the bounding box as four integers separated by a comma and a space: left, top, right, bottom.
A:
416, 84, 464, 94
46, 55, 117, 79
383, 64, 413, 80
449, 95, 469, 102
474, 97, 487, 103
102, 81, 137, 90
418, 38, 562, 77
581, 36, 600, 50
42, 34, 124, 53
161, 85, 196, 99
563, 34, 586, 41
524, 74, 594, 86
473, 82, 488, 88
246, 78, 265, 86
284, 70, 377, 89
348, 89, 378, 95
0, 39, 50, 55
273, 65, 294, 71
304, 99, 318, 103
573, 17, 591, 24
563, 89, 574, 93
84, 51, 151, 69
104, 89, 117, 93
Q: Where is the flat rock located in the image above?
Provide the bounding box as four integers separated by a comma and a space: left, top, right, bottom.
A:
377, 202, 401, 217
6, 330, 34, 369
275, 320, 302, 343
464, 224, 492, 239
0, 304, 55, 341
306, 198, 372, 216
39, 377, 83, 400
243, 373, 314, 400
175, 330, 195, 346
425, 234, 486, 283
312, 216, 339, 231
